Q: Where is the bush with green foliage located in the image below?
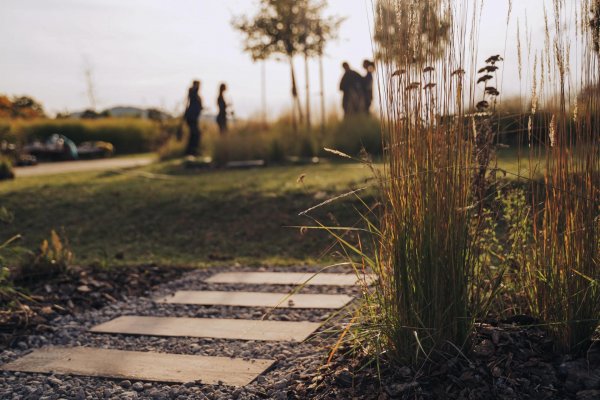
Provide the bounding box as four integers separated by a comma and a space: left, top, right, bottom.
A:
322, 115, 382, 157
159, 113, 382, 165
2, 118, 167, 154
157, 113, 381, 165
0, 208, 22, 301
16, 230, 74, 282
0, 157, 14, 181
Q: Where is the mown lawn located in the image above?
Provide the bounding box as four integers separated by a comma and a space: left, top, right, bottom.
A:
0, 147, 549, 269
0, 160, 378, 268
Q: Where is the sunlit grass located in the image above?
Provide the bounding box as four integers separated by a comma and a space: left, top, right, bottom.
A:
496, 147, 600, 181
340, 0, 598, 369
343, 0, 488, 366
0, 161, 378, 268
511, 0, 600, 355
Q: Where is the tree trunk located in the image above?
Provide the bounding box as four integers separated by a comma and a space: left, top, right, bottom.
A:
289, 58, 298, 133
261, 61, 267, 127
289, 57, 304, 133
319, 54, 326, 139
304, 53, 311, 131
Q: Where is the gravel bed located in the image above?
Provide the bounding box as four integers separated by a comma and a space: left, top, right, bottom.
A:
0, 265, 359, 399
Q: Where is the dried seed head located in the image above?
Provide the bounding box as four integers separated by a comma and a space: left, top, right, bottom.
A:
485, 87, 500, 97
405, 82, 421, 91
485, 55, 504, 64
476, 101, 489, 111
549, 115, 557, 147
528, 116, 533, 148
531, 56, 538, 115
477, 75, 493, 84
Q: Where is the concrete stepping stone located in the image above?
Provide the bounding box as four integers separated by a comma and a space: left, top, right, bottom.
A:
204, 272, 373, 286
156, 290, 353, 309
90, 316, 321, 342
0, 347, 274, 386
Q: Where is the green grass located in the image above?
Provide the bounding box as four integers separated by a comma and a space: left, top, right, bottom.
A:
496, 147, 547, 180
0, 149, 534, 270
0, 160, 377, 268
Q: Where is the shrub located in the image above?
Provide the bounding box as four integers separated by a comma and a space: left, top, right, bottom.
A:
322, 115, 381, 157
157, 136, 187, 161
0, 233, 21, 300
0, 120, 11, 138
212, 132, 269, 166
0, 157, 14, 180
208, 116, 381, 165
17, 230, 74, 282
157, 113, 382, 165
7, 118, 165, 154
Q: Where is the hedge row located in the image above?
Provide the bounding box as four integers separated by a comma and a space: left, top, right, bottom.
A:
0, 118, 167, 154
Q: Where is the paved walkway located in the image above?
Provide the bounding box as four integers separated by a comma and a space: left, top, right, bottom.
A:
14, 155, 156, 178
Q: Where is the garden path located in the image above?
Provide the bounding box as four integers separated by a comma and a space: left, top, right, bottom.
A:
1, 270, 369, 392
14, 155, 156, 177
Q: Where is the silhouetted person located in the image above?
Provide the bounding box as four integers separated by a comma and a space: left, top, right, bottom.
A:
362, 60, 375, 114
184, 80, 203, 156
339, 62, 364, 117
216, 83, 228, 134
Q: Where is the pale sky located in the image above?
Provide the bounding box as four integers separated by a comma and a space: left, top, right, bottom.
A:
0, 0, 576, 118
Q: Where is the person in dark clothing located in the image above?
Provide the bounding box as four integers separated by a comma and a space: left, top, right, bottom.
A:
184, 80, 203, 156
362, 60, 375, 114
216, 83, 228, 134
339, 62, 364, 117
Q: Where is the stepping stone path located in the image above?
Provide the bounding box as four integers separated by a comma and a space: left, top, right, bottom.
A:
205, 271, 372, 286
90, 316, 322, 342
157, 290, 354, 309
2, 347, 273, 387
1, 269, 370, 394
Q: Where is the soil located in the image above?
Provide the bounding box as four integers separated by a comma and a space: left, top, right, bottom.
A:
0, 264, 189, 348
1, 265, 598, 399
296, 321, 600, 400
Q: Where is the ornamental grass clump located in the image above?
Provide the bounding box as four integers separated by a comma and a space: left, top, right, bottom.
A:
516, 0, 600, 355
321, 0, 598, 369
361, 0, 491, 365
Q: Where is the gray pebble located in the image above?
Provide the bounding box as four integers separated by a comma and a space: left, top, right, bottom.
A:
75, 388, 85, 400
47, 377, 63, 387
0, 265, 359, 399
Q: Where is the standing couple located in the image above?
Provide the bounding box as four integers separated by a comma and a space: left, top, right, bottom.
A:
339, 60, 375, 118
183, 80, 230, 156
